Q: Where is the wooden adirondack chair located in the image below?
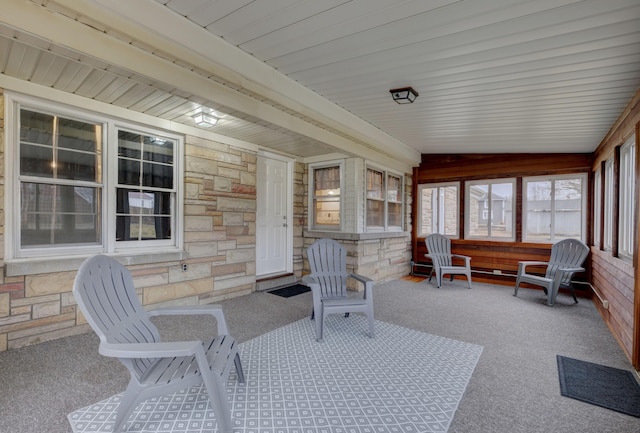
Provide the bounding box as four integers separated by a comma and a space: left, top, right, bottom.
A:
72, 255, 244, 433
425, 233, 472, 288
514, 238, 589, 306
303, 239, 375, 342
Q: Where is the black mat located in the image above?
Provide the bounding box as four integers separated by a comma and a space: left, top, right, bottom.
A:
557, 355, 640, 418
268, 284, 310, 298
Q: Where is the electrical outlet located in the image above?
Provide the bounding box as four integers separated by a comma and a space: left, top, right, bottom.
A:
182, 263, 188, 272
493, 269, 502, 275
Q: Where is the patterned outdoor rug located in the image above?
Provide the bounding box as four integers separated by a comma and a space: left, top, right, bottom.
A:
68, 316, 483, 433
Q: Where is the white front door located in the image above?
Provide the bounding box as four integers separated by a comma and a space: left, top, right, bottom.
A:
256, 153, 292, 277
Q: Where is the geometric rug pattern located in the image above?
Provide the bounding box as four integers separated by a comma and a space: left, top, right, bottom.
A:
68, 315, 483, 433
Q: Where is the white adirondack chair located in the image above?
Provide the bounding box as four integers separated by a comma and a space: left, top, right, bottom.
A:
514, 238, 589, 306
425, 233, 472, 288
303, 239, 375, 342
72, 255, 244, 433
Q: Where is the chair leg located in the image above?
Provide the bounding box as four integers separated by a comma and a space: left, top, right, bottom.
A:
466, 272, 472, 289
367, 311, 375, 338
112, 381, 143, 433
202, 373, 233, 433
234, 353, 245, 384
315, 309, 324, 342
513, 277, 521, 297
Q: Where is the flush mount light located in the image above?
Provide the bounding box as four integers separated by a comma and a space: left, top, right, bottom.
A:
389, 87, 419, 104
192, 111, 219, 127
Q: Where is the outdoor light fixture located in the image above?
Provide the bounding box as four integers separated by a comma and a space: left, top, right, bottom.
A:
389, 87, 419, 104
192, 111, 218, 127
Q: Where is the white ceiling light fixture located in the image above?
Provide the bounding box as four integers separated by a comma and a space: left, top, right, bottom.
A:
192, 111, 219, 127
389, 87, 419, 104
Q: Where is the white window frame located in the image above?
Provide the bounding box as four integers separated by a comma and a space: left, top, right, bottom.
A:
619, 134, 636, 260
604, 158, 615, 251
593, 168, 602, 248
308, 161, 344, 231
365, 165, 404, 232
465, 178, 516, 241
417, 182, 460, 238
522, 174, 587, 243
5, 93, 184, 261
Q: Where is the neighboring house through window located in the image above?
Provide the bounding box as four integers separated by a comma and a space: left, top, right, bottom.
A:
465, 179, 515, 241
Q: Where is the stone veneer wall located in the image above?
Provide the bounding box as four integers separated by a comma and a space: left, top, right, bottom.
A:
0, 90, 411, 352
302, 167, 413, 286
0, 96, 260, 351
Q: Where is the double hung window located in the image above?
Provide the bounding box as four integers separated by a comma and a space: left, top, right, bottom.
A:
523, 175, 586, 242
366, 167, 403, 231
311, 164, 342, 229
9, 95, 182, 260
417, 183, 459, 237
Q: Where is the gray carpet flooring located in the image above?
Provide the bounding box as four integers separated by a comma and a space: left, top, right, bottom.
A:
1, 278, 639, 433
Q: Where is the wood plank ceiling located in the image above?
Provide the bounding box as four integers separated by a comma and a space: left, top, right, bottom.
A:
1, 0, 640, 159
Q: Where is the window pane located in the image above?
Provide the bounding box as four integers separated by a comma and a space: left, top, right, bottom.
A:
468, 184, 489, 237
420, 187, 436, 235
593, 170, 601, 247
442, 186, 458, 236
490, 183, 513, 238
367, 169, 383, 199
313, 166, 340, 227
116, 190, 172, 241
388, 202, 402, 227
20, 183, 100, 246
554, 178, 582, 240
20, 143, 54, 178
57, 149, 97, 181
367, 199, 384, 226
142, 162, 173, 189
387, 175, 401, 202
118, 159, 141, 185
314, 167, 340, 196
467, 181, 513, 239
20, 110, 101, 181
526, 181, 552, 241
314, 197, 340, 226
419, 184, 458, 237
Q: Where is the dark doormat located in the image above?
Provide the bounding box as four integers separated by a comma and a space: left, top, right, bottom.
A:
557, 355, 640, 418
268, 284, 310, 298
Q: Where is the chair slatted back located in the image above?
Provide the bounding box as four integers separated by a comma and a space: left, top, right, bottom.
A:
307, 239, 349, 299
426, 233, 453, 267
546, 239, 589, 286
73, 255, 160, 378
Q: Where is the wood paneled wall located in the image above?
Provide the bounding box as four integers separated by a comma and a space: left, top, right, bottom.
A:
590, 89, 640, 367
413, 153, 593, 290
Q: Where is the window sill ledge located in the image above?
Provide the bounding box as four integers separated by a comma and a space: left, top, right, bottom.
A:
304, 230, 410, 241
2, 250, 188, 276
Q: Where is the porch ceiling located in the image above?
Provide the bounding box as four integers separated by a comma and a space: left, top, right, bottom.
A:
1, 0, 639, 164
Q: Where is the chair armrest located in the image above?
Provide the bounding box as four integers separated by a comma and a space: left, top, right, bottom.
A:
451, 254, 471, 265
349, 273, 373, 285
100, 340, 202, 358
552, 266, 585, 276
148, 304, 228, 335
302, 275, 317, 286
517, 261, 549, 273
